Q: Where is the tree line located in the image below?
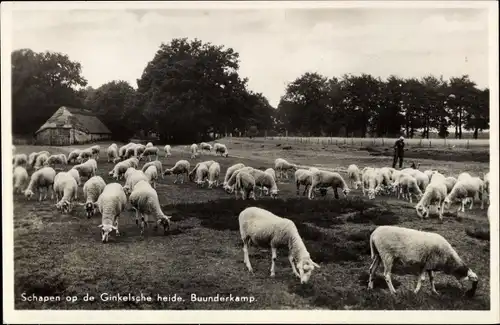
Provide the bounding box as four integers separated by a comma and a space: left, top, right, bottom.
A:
12, 38, 489, 144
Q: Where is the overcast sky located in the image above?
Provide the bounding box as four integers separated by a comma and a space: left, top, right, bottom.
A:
11, 6, 490, 107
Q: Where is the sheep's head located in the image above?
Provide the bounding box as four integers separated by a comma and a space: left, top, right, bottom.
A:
224, 184, 234, 194
355, 181, 362, 190
163, 170, 172, 176
59, 199, 72, 214
157, 215, 172, 234
444, 197, 453, 209
24, 189, 34, 200
113, 157, 121, 163
367, 189, 376, 200
108, 170, 114, 176
342, 187, 350, 197
223, 152, 229, 157
415, 204, 428, 219
98, 224, 117, 243
296, 258, 320, 284
85, 202, 98, 219
123, 186, 132, 196
270, 189, 279, 199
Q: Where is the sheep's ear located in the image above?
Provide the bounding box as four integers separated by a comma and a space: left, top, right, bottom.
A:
112, 226, 118, 230
312, 261, 320, 268
97, 224, 103, 228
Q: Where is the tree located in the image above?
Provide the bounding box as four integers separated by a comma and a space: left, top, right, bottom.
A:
11, 49, 88, 135
448, 75, 477, 139
464, 88, 489, 139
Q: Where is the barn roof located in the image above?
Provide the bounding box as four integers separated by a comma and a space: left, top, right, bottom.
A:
35, 106, 112, 135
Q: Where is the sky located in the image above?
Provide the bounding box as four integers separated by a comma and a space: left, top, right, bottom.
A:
10, 6, 490, 107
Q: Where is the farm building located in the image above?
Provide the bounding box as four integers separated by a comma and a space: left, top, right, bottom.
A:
34, 106, 112, 145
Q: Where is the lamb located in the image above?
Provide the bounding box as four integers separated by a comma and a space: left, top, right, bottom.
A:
347, 164, 362, 189
44, 154, 67, 167
72, 159, 97, 181
295, 169, 314, 196
207, 162, 221, 188
164, 144, 172, 157
308, 170, 350, 200
123, 170, 149, 195
362, 168, 380, 199
76, 148, 94, 163
33, 153, 50, 170
260, 168, 277, 195
223, 163, 245, 187
90, 145, 101, 160
13, 154, 28, 168
200, 142, 213, 154
189, 160, 215, 182
142, 160, 164, 179
146, 142, 153, 148
107, 144, 119, 162
375, 168, 393, 195
194, 163, 210, 187
96, 183, 127, 243
249, 168, 279, 198
234, 171, 256, 200
368, 225, 479, 297
139, 146, 159, 161
224, 167, 254, 193
53, 172, 78, 213
190, 143, 199, 159
129, 180, 172, 236
81, 176, 106, 218
67, 149, 81, 164
24, 166, 56, 201
238, 207, 320, 283
67, 168, 82, 186
274, 158, 298, 180
444, 177, 485, 213
415, 180, 448, 221
134, 144, 147, 158
213, 143, 229, 157
144, 165, 159, 189
109, 161, 133, 180
13, 166, 29, 194
163, 160, 191, 184
396, 174, 423, 203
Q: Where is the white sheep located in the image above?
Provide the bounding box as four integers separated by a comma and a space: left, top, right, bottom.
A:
163, 160, 191, 184
194, 163, 210, 187
164, 144, 172, 157
274, 158, 298, 180
24, 167, 56, 201
249, 168, 279, 198
13, 166, 29, 194
444, 176, 457, 194
146, 142, 153, 148
238, 207, 320, 283
72, 159, 97, 181
144, 165, 159, 189
368, 225, 479, 296
295, 169, 314, 196
76, 148, 94, 163
223, 163, 245, 187
142, 160, 164, 179
347, 164, 362, 189
129, 180, 172, 236
67, 149, 81, 164
139, 146, 159, 161
124, 167, 137, 180
123, 170, 149, 195
126, 157, 139, 169
107, 144, 119, 162
53, 172, 78, 213
81, 176, 106, 218
415, 179, 448, 221
44, 154, 67, 167
457, 172, 473, 183
207, 162, 221, 188
118, 143, 132, 158
90, 145, 101, 160
444, 177, 485, 213
224, 167, 254, 193
109, 160, 133, 180
134, 144, 147, 158
200, 142, 213, 154
34, 153, 50, 170
13, 154, 28, 168
189, 160, 216, 182
260, 168, 277, 195
190, 143, 199, 159
375, 168, 393, 195
234, 171, 256, 200
213, 143, 229, 157
96, 183, 127, 243
123, 144, 138, 158
396, 174, 423, 203
362, 168, 380, 200
67, 168, 82, 186
423, 170, 436, 181
308, 170, 350, 200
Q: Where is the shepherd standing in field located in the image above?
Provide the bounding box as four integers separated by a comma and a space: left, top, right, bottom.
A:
392, 136, 405, 169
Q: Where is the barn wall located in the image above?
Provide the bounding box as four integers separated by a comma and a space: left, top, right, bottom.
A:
90, 133, 111, 141
35, 128, 71, 145
71, 129, 92, 144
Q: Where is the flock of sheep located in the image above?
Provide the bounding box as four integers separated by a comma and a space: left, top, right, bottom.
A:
11, 140, 490, 298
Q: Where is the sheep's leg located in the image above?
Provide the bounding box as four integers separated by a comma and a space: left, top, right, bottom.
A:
480, 191, 484, 210
288, 254, 300, 278
438, 202, 445, 221
270, 247, 277, 277
362, 184, 366, 197
413, 268, 426, 294
368, 254, 380, 290
382, 257, 397, 294
234, 189, 239, 199
242, 239, 253, 273
134, 208, 140, 227
114, 217, 120, 236
469, 198, 474, 210
409, 192, 413, 204
428, 271, 439, 295
38, 189, 43, 202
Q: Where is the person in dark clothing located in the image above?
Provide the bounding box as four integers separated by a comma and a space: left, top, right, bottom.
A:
393, 136, 405, 168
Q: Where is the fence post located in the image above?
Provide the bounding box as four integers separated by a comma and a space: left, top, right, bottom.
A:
467, 140, 469, 149
429, 140, 431, 148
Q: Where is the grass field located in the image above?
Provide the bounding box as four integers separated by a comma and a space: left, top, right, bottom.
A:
11, 138, 491, 310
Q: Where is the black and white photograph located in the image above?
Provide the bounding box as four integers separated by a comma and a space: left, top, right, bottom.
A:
2, 1, 498, 323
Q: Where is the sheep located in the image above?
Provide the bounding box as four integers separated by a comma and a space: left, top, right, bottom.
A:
72, 159, 97, 181
33, 153, 50, 170
76, 148, 94, 163
13, 166, 29, 194
190, 143, 199, 159
444, 177, 485, 213
142, 160, 164, 179
308, 170, 350, 200
53, 172, 78, 213
234, 171, 256, 200
146, 142, 153, 148
124, 144, 138, 158
109, 161, 133, 180
67, 149, 81, 164
200, 142, 213, 154
118, 143, 133, 158
13, 154, 28, 168
126, 157, 139, 169
194, 163, 210, 187
189, 160, 215, 182
249, 168, 279, 198
295, 169, 314, 196
134, 144, 147, 158
124, 167, 137, 180
260, 168, 277, 195
129, 180, 172, 236
81, 176, 106, 218
24, 166, 56, 201
396, 174, 423, 203
362, 168, 380, 200
163, 160, 191, 184
139, 146, 159, 161
238, 206, 320, 283
375, 168, 393, 195
90, 145, 101, 160
347, 164, 362, 189
424, 170, 436, 181
368, 225, 479, 297
28, 152, 39, 168
164, 144, 172, 157
224, 167, 255, 193
144, 165, 159, 189
444, 176, 457, 194
44, 154, 67, 167
415, 180, 448, 221
123, 170, 149, 195
213, 143, 229, 157
274, 158, 298, 180
207, 162, 221, 188
107, 144, 119, 162
223, 163, 245, 187
67, 168, 82, 186
96, 183, 127, 243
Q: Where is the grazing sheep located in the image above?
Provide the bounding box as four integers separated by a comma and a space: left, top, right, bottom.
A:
90, 145, 101, 160
72, 159, 97, 181
347, 164, 362, 189
444, 177, 485, 213
274, 158, 297, 180
190, 143, 199, 159
13, 154, 28, 168
13, 166, 29, 194
457, 172, 473, 183
142, 160, 164, 179
362, 168, 380, 200
214, 143, 229, 157
368, 225, 479, 297
415, 180, 448, 220
67, 168, 82, 186
223, 163, 245, 187
189, 160, 216, 182
107, 144, 119, 162
126, 157, 139, 169
238, 207, 320, 283
118, 143, 133, 158
249, 168, 279, 198
261, 168, 277, 195
207, 162, 221, 188
81, 176, 106, 218
194, 163, 210, 187
164, 144, 172, 157
67, 149, 81, 164
123, 170, 149, 195
34, 153, 50, 170
139, 146, 159, 161
424, 170, 436, 181
28, 152, 39, 169
396, 174, 423, 203
308, 170, 350, 200
124, 167, 137, 180
134, 144, 147, 158
146, 142, 153, 148
76, 148, 94, 163
53, 172, 78, 213
124, 144, 138, 159
295, 169, 314, 196
110, 160, 134, 180
144, 165, 159, 189
224, 167, 254, 193
200, 142, 213, 153
234, 171, 256, 200
24, 167, 56, 201
163, 160, 191, 184
129, 180, 172, 236
44, 154, 67, 167
375, 168, 393, 195
444, 176, 457, 194
96, 183, 127, 243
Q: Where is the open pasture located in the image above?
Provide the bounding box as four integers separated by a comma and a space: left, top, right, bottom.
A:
12, 138, 490, 310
